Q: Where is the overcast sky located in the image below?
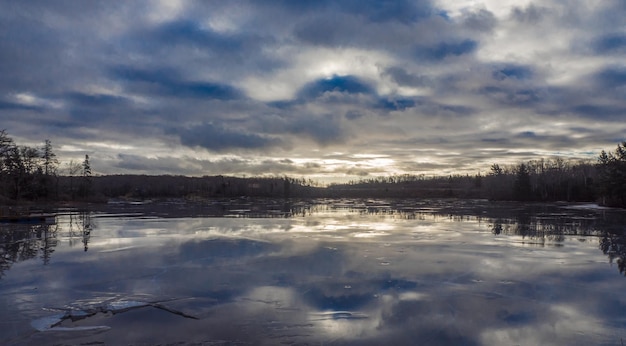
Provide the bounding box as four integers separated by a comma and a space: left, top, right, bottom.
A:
1, 0, 625, 182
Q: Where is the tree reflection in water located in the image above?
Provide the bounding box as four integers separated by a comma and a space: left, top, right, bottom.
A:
0, 211, 95, 278
0, 221, 58, 278
485, 206, 626, 275
66, 211, 93, 252
1, 200, 625, 279
599, 232, 626, 275
1, 200, 626, 345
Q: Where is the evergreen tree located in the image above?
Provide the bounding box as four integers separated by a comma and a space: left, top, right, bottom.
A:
513, 163, 532, 201
40, 139, 59, 199
597, 142, 626, 207
79, 155, 92, 199
82, 155, 91, 177
42, 139, 58, 176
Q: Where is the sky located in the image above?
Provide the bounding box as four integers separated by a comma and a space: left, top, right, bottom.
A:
1, 0, 625, 183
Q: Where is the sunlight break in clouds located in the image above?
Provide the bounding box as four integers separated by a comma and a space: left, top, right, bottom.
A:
241, 47, 394, 101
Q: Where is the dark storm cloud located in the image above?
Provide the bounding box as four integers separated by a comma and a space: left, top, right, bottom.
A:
289, 73, 471, 117
287, 0, 453, 54
593, 67, 626, 89
511, 4, 547, 23
293, 14, 358, 47
256, 112, 347, 146
287, 114, 345, 145
593, 34, 626, 54
123, 18, 284, 72
111, 67, 244, 100
476, 131, 581, 152
375, 97, 417, 112
0, 100, 42, 112
112, 154, 322, 177
262, 0, 433, 23
383, 67, 431, 87
415, 39, 478, 60
479, 86, 543, 107
115, 154, 191, 174
65, 92, 130, 108
571, 104, 626, 120
374, 96, 474, 116
461, 8, 497, 32
345, 110, 365, 120
339, 0, 433, 23
62, 92, 140, 127
297, 75, 375, 99
151, 20, 245, 51
492, 65, 533, 81
0, 10, 68, 93
171, 123, 281, 152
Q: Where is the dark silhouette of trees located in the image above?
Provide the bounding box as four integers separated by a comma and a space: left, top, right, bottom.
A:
485, 163, 512, 200
42, 139, 57, 176
64, 160, 82, 200
597, 142, 626, 207
513, 163, 532, 201
0, 131, 61, 201
39, 139, 59, 199
79, 154, 93, 199
481, 158, 597, 202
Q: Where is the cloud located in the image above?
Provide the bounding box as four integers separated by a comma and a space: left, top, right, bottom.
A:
492, 65, 533, 80
415, 39, 478, 60
287, 114, 346, 145
383, 67, 432, 87
1, 0, 625, 181
0, 100, 42, 112
461, 8, 497, 32
479, 86, 543, 107
592, 34, 626, 54
111, 67, 245, 100
375, 97, 417, 112
171, 123, 281, 152
297, 75, 375, 99
594, 67, 626, 89
570, 104, 626, 120
510, 4, 547, 23
110, 153, 329, 177
151, 20, 245, 51
263, 0, 433, 24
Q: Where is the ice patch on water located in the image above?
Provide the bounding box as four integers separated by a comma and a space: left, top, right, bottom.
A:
106, 300, 150, 311
44, 326, 111, 332
561, 203, 613, 210
310, 311, 369, 320
31, 298, 197, 333
31, 313, 66, 331
99, 245, 143, 253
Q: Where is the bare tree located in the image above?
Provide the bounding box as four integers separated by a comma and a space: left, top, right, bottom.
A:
66, 160, 82, 200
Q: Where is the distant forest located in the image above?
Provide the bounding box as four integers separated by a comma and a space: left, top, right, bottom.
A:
1, 130, 625, 208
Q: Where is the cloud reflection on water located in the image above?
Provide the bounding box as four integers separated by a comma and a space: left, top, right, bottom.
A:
0, 200, 625, 345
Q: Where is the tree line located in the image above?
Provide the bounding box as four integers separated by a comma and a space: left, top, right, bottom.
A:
329, 142, 626, 207
0, 130, 92, 202
485, 142, 625, 207
1, 129, 625, 208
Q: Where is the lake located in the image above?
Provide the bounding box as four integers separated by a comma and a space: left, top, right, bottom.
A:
1, 199, 625, 345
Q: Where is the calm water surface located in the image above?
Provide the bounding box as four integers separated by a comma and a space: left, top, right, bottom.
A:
1, 199, 625, 345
